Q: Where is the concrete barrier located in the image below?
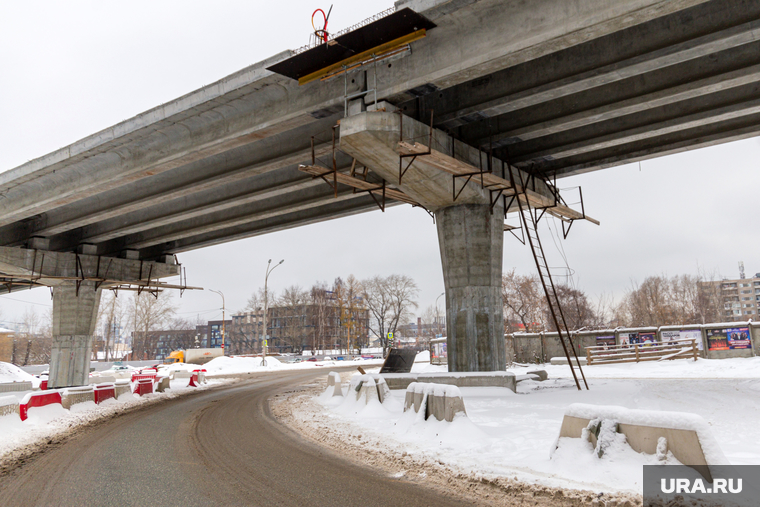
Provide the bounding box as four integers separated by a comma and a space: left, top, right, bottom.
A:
0, 381, 33, 393
368, 374, 391, 403
88, 375, 116, 384
325, 372, 344, 397
20, 390, 62, 421
114, 379, 132, 399
550, 356, 587, 366
94, 383, 116, 404
172, 371, 192, 379
62, 386, 95, 409
527, 370, 548, 381
155, 376, 171, 393
557, 404, 729, 482
0, 395, 19, 417
380, 373, 417, 390
133, 379, 154, 396
417, 372, 516, 392
403, 382, 467, 422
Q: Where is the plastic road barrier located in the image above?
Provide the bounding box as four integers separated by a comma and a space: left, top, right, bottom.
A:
131, 372, 157, 383
133, 379, 154, 396
188, 372, 199, 388
39, 380, 48, 390
94, 383, 116, 404
20, 390, 62, 421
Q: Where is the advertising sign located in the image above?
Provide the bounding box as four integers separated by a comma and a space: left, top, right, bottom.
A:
706, 327, 752, 351
620, 332, 656, 347
596, 335, 616, 347
661, 329, 703, 351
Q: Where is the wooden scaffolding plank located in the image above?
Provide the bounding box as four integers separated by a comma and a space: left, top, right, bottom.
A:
298, 165, 420, 206
398, 141, 600, 225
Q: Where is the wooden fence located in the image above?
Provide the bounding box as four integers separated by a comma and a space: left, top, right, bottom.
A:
585, 339, 698, 366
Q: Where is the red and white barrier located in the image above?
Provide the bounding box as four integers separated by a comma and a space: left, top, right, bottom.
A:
20, 390, 62, 421
94, 383, 116, 404
39, 380, 48, 391
133, 379, 154, 396
131, 372, 157, 383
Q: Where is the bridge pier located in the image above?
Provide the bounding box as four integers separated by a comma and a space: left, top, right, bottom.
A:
436, 203, 506, 372
338, 111, 551, 372
49, 282, 102, 388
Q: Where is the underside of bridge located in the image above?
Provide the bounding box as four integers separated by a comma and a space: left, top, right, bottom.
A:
2, 0, 760, 375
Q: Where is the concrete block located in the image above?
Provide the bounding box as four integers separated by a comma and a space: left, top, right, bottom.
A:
403, 382, 467, 422
417, 371, 516, 392
356, 377, 379, 404
370, 374, 391, 403
527, 370, 548, 381
172, 371, 192, 379
61, 386, 94, 409
557, 404, 729, 482
0, 381, 33, 393
326, 372, 343, 397
156, 376, 171, 393
0, 396, 19, 417
114, 380, 131, 399
89, 375, 115, 384
381, 373, 418, 390
550, 356, 587, 366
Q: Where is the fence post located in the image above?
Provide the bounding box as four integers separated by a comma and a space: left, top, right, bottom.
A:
586, 347, 593, 366
635, 344, 640, 363
692, 339, 698, 361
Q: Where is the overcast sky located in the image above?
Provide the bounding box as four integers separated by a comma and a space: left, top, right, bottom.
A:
2, 1, 760, 329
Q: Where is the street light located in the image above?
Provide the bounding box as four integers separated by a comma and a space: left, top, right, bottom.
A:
435, 292, 445, 337
208, 289, 226, 354
262, 258, 284, 366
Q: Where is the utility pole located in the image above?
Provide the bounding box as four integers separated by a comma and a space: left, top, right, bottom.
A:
262, 259, 284, 366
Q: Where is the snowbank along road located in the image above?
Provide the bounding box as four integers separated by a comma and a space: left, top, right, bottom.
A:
0, 368, 473, 506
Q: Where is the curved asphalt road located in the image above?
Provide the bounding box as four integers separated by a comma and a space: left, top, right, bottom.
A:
0, 370, 472, 506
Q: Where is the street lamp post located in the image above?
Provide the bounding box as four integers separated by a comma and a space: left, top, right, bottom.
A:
435, 292, 445, 337
262, 258, 284, 366
209, 289, 226, 354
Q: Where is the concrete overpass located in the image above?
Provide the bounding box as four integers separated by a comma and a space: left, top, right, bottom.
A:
2, 0, 759, 384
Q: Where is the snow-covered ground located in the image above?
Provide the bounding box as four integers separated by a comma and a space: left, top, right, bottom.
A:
0, 355, 383, 461
308, 356, 760, 495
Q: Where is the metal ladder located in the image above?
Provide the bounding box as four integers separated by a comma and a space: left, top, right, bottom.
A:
516, 195, 589, 391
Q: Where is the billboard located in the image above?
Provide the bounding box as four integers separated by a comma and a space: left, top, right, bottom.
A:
706, 327, 752, 351
661, 329, 703, 351
620, 332, 656, 346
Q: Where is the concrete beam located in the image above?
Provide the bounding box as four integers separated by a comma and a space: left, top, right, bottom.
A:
339, 112, 554, 211
137, 194, 396, 257
58, 170, 326, 247
479, 62, 760, 147
0, 246, 179, 287
435, 17, 760, 128
513, 97, 760, 163
533, 112, 760, 177
100, 187, 369, 253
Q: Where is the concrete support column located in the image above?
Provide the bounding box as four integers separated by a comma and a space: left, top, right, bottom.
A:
49, 282, 102, 388
436, 203, 505, 372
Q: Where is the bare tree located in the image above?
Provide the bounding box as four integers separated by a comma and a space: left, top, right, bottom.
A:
279, 284, 310, 352
310, 281, 330, 354
362, 274, 419, 356
502, 269, 544, 332
97, 291, 127, 362
129, 291, 177, 360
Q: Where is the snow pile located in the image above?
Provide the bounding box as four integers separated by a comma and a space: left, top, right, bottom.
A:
0, 362, 36, 383
332, 375, 393, 419
414, 350, 430, 363
304, 373, 760, 493
203, 355, 283, 374
517, 356, 760, 380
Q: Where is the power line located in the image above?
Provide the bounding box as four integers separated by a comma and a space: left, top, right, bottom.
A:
0, 295, 51, 307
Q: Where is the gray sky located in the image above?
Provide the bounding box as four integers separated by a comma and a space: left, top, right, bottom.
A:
2, 1, 760, 328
